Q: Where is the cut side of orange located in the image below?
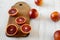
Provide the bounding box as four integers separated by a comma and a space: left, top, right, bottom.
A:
6, 24, 18, 36
20, 24, 31, 34
15, 16, 26, 24
8, 8, 18, 16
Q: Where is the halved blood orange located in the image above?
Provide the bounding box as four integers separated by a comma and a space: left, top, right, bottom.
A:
6, 24, 18, 36
8, 8, 18, 16
20, 24, 31, 34
15, 16, 26, 24
50, 11, 59, 22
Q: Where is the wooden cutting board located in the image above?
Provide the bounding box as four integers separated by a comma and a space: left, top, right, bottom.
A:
6, 2, 31, 37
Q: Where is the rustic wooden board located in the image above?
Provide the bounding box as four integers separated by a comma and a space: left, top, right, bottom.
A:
6, 2, 30, 37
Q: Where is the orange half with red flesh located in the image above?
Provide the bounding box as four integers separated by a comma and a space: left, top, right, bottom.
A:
6, 24, 18, 36
8, 8, 18, 16
20, 24, 31, 34
15, 16, 26, 25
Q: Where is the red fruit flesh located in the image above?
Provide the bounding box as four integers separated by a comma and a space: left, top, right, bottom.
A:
8, 8, 17, 16
7, 25, 17, 35
15, 16, 26, 24
54, 30, 60, 40
22, 25, 31, 32
51, 11, 59, 22
29, 9, 38, 19
35, 0, 42, 6
20, 24, 31, 34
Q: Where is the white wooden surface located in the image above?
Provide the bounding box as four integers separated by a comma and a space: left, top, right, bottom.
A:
0, 0, 60, 40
